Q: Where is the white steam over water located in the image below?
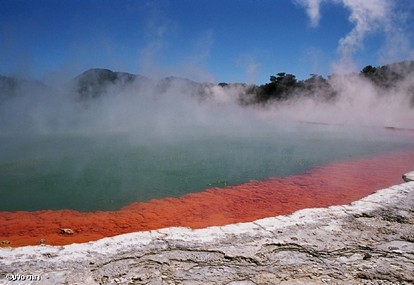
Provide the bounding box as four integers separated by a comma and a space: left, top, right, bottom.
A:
0, 70, 413, 138
262, 74, 414, 129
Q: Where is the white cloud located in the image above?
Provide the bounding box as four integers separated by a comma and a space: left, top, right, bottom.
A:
295, 0, 323, 27
295, 0, 412, 74
335, 0, 391, 68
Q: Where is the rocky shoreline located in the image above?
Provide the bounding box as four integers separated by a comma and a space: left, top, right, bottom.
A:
1, 175, 414, 285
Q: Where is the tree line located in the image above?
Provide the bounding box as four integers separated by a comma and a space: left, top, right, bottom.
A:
219, 60, 414, 105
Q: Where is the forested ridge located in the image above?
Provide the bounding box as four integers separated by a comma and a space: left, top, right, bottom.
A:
1, 60, 413, 107
228, 60, 414, 105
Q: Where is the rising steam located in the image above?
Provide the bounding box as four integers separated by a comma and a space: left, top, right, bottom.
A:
0, 63, 413, 139
297, 0, 411, 73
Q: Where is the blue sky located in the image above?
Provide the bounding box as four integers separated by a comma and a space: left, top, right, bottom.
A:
1, 0, 414, 84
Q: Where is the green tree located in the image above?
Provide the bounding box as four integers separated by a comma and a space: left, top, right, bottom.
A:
255, 72, 299, 103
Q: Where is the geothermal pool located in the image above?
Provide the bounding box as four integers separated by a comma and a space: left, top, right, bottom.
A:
0, 123, 412, 212
1, 123, 414, 246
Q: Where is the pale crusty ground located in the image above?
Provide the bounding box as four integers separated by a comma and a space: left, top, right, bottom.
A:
0, 179, 413, 285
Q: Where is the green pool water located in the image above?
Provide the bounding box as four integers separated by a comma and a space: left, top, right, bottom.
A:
0, 124, 412, 211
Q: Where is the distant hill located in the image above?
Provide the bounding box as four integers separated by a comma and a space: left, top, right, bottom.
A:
155, 76, 213, 99
72, 68, 150, 100
0, 75, 47, 104
157, 76, 201, 91
1, 60, 413, 106
0, 75, 17, 103
72, 69, 218, 101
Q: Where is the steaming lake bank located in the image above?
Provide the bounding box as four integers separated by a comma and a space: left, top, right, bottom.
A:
1, 147, 414, 248
1, 175, 413, 284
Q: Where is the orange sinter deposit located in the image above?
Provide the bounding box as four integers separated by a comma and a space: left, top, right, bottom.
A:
1, 148, 414, 247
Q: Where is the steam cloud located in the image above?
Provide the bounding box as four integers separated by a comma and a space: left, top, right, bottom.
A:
0, 65, 413, 140
286, 0, 414, 129
295, 0, 323, 27
297, 0, 409, 73
264, 72, 414, 129
335, 0, 391, 72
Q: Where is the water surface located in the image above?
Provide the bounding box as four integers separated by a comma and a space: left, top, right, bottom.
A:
0, 123, 412, 211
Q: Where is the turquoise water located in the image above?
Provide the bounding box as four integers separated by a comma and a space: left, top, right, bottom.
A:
0, 124, 412, 211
